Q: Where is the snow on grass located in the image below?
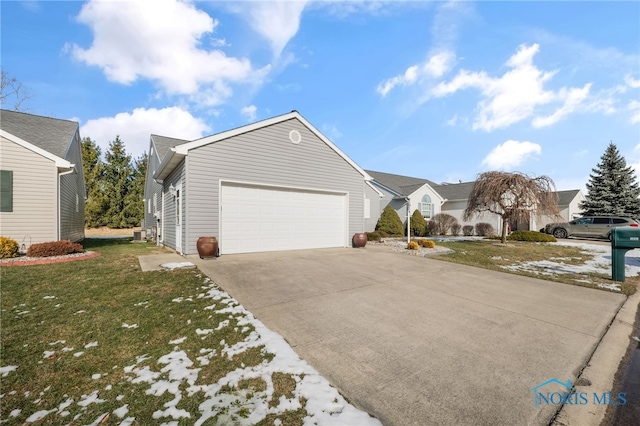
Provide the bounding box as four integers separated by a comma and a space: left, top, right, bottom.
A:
501, 241, 640, 285
0, 365, 18, 377
117, 281, 382, 425
598, 283, 622, 291
25, 409, 55, 423
3, 275, 380, 425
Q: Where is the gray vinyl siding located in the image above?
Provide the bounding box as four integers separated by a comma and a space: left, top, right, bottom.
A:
162, 161, 185, 252
59, 130, 85, 242
0, 137, 57, 248
185, 118, 365, 255
364, 183, 381, 232
143, 144, 163, 231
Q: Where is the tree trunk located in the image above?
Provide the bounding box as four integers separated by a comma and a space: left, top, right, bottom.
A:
501, 216, 509, 244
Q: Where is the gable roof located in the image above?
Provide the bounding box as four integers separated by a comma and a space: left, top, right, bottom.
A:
150, 134, 190, 161
365, 170, 438, 196
155, 111, 371, 181
556, 189, 582, 206
0, 109, 78, 159
433, 181, 477, 201
370, 170, 583, 205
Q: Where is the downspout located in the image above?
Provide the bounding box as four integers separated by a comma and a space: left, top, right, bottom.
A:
58, 168, 76, 240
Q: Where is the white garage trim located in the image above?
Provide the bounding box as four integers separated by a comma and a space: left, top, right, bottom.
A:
219, 180, 349, 254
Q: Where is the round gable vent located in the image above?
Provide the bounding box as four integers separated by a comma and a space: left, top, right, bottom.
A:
289, 130, 302, 144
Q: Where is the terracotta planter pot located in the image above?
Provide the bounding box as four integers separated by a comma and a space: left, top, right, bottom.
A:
197, 236, 219, 259
352, 233, 368, 248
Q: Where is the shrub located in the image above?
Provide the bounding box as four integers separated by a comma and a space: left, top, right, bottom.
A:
366, 231, 382, 242
462, 225, 474, 236
376, 205, 404, 236
418, 239, 436, 249
27, 240, 84, 258
450, 224, 461, 236
475, 222, 495, 237
410, 209, 426, 237
0, 237, 20, 258
407, 241, 419, 250
507, 230, 557, 242
428, 213, 459, 236
377, 230, 390, 238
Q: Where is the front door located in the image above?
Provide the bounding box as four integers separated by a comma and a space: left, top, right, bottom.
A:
175, 185, 182, 254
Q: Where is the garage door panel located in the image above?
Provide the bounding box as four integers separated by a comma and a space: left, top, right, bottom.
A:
221, 183, 346, 254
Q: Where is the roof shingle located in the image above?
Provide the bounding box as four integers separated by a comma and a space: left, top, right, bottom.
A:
1, 109, 78, 159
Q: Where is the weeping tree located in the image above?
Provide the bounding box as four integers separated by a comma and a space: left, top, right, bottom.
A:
463, 171, 560, 244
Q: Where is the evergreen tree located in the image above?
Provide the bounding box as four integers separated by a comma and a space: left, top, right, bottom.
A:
410, 209, 426, 236
580, 143, 640, 217
122, 153, 147, 227
103, 136, 135, 228
375, 205, 404, 236
81, 137, 108, 227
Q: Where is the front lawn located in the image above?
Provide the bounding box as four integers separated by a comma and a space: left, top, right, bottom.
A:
0, 238, 379, 425
433, 239, 638, 295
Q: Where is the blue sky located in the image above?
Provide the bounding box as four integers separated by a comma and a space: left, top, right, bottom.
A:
2, 1, 639, 191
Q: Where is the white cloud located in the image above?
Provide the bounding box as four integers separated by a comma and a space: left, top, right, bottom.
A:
70, 0, 267, 105
241, 105, 257, 122
628, 145, 640, 182
377, 51, 455, 97
236, 1, 309, 57
625, 75, 640, 88
321, 124, 343, 141
532, 83, 591, 128
482, 140, 542, 171
629, 100, 640, 124
433, 44, 572, 131
80, 107, 210, 160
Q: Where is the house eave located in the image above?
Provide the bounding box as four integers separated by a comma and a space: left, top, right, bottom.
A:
154, 148, 186, 181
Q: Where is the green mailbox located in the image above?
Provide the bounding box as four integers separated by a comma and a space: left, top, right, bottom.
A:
611, 227, 640, 281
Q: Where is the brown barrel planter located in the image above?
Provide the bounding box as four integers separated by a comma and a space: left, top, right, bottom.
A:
352, 232, 368, 248
196, 236, 219, 259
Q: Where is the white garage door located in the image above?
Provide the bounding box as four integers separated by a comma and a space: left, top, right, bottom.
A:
221, 182, 347, 254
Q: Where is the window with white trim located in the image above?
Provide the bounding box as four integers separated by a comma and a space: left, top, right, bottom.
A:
419, 194, 433, 219
364, 198, 371, 219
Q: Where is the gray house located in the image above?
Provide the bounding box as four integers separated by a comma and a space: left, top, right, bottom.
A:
151, 111, 378, 255
0, 110, 86, 250
143, 134, 189, 242
367, 170, 584, 234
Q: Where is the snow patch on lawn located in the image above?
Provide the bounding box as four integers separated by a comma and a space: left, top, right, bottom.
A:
501, 241, 640, 287
119, 282, 382, 425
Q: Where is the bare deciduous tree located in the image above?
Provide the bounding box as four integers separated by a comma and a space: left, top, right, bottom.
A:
1, 69, 32, 111
463, 171, 560, 244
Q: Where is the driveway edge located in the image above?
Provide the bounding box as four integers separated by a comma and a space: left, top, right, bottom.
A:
552, 290, 640, 426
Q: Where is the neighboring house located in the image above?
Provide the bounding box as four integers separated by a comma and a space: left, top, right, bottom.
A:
142, 134, 189, 242
367, 170, 584, 234
150, 111, 375, 255
535, 189, 585, 231
366, 170, 445, 227
0, 109, 86, 250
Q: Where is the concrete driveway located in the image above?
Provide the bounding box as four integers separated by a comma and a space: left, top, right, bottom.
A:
188, 246, 625, 425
